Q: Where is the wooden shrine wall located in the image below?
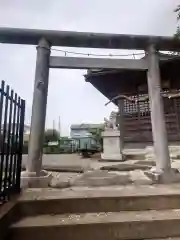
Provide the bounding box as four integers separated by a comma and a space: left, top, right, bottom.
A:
123, 95, 180, 143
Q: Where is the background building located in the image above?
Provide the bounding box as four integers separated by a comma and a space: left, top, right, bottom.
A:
70, 123, 104, 138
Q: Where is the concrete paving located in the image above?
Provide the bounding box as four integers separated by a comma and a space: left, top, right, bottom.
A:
22, 154, 116, 172
22, 153, 180, 188
22, 154, 93, 172
21, 146, 180, 172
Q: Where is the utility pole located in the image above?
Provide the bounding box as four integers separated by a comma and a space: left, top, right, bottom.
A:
58, 116, 61, 137
53, 120, 55, 136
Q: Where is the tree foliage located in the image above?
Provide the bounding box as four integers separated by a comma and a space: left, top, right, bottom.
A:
175, 5, 180, 21
175, 5, 180, 38
44, 129, 60, 144
170, 6, 180, 55
88, 126, 104, 147
175, 26, 180, 39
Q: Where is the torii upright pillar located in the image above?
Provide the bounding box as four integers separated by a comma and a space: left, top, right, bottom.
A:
147, 44, 170, 172
21, 38, 52, 187
145, 44, 180, 182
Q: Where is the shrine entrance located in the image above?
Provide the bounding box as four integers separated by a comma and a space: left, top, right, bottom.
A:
86, 53, 180, 146
1, 27, 180, 184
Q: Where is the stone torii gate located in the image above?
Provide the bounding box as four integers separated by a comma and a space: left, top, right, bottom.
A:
0, 27, 180, 186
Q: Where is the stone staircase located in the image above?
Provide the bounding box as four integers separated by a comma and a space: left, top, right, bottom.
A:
5, 185, 180, 240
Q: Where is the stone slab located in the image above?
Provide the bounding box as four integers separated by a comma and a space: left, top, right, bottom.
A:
130, 170, 153, 185
70, 170, 131, 187
100, 163, 151, 171
101, 153, 124, 161
50, 172, 78, 188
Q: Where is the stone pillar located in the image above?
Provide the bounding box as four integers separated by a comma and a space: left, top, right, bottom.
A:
146, 44, 171, 173
21, 38, 52, 187
117, 99, 125, 160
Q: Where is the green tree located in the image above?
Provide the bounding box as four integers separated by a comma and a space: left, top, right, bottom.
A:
170, 6, 180, 56
88, 126, 104, 148
44, 129, 60, 145
175, 5, 180, 21
174, 5, 180, 38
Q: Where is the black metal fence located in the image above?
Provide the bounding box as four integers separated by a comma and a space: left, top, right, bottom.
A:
0, 80, 25, 204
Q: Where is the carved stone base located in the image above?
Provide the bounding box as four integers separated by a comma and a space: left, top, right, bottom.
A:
21, 170, 52, 188
101, 130, 125, 161
144, 167, 180, 184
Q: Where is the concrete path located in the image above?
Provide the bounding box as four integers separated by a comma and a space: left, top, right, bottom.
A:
22, 154, 115, 172
22, 154, 92, 171
22, 153, 180, 173
21, 153, 180, 188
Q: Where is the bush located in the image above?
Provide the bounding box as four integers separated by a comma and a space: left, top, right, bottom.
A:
43, 146, 61, 154
23, 142, 28, 154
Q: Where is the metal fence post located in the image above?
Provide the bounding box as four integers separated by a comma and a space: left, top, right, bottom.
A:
0, 80, 25, 204
16, 99, 25, 192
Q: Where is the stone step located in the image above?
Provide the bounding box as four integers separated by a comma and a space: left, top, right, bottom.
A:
152, 239, 180, 240
17, 186, 180, 216
9, 209, 180, 240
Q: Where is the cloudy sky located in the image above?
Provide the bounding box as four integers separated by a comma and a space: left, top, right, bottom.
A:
0, 0, 179, 135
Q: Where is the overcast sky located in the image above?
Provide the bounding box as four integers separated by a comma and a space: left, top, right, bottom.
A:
0, 0, 179, 135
